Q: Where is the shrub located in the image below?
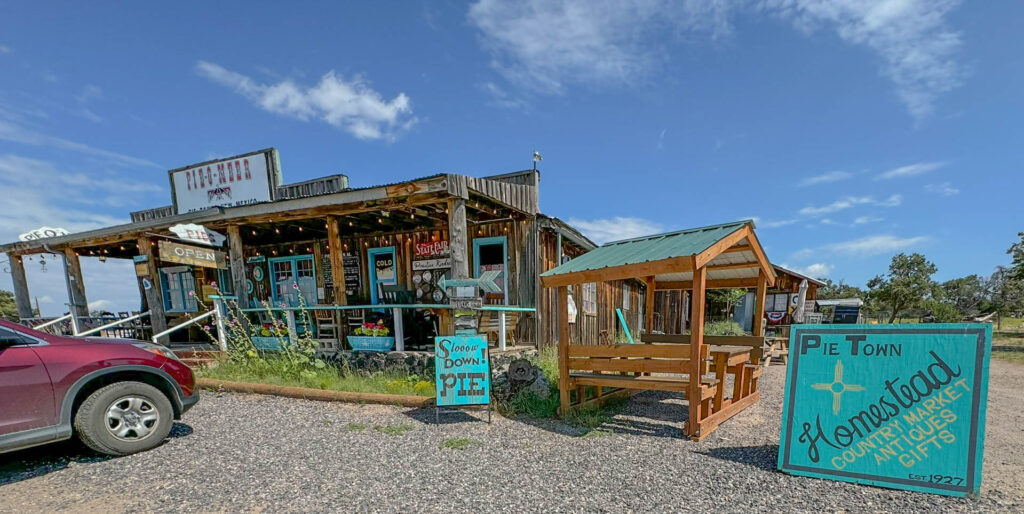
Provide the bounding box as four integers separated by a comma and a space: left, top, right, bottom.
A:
705, 320, 745, 336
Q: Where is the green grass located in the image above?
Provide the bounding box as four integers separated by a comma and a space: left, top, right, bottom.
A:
439, 437, 480, 450
344, 422, 368, 431
374, 424, 413, 436
993, 327, 1024, 364
197, 358, 436, 397
581, 429, 613, 439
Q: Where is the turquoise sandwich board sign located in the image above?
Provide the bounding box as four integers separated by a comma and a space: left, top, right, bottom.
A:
435, 335, 491, 407
778, 324, 991, 497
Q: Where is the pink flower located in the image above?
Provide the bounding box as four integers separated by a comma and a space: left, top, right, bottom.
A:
210, 281, 218, 288
203, 325, 211, 330
291, 282, 300, 290
188, 291, 195, 297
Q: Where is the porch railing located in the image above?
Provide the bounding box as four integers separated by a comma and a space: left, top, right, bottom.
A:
237, 303, 536, 352
77, 311, 151, 337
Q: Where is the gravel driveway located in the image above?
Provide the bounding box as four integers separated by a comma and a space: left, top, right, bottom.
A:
2, 361, 1022, 513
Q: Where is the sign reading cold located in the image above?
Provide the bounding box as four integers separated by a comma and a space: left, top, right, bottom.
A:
778, 324, 991, 497
434, 335, 490, 407
169, 149, 280, 213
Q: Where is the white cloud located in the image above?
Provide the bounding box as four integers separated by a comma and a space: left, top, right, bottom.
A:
481, 82, 528, 109
0, 118, 158, 168
468, 0, 964, 119
799, 194, 901, 216
876, 161, 946, 180
88, 299, 113, 312
799, 170, 853, 186
567, 216, 664, 245
782, 262, 833, 279
825, 234, 929, 256
195, 61, 416, 141
853, 215, 883, 225
925, 181, 959, 196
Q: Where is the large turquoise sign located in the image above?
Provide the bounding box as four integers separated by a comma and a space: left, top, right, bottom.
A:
778, 324, 991, 497
435, 335, 491, 407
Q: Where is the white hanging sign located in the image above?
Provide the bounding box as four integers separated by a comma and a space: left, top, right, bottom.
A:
18, 226, 70, 242
169, 223, 226, 247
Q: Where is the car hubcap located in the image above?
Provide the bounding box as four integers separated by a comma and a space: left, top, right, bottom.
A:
105, 396, 159, 441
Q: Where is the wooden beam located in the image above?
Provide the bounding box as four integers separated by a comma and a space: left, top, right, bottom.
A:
327, 216, 347, 305
557, 286, 571, 415
540, 256, 693, 288
743, 229, 776, 287
655, 277, 760, 290
137, 237, 167, 338
8, 255, 33, 319
694, 226, 751, 269
753, 272, 768, 337
704, 261, 759, 272
226, 225, 248, 308
722, 245, 752, 254
644, 276, 655, 334
447, 198, 469, 280
63, 248, 88, 317
688, 261, 706, 439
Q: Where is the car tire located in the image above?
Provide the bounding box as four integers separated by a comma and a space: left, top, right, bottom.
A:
73, 381, 174, 456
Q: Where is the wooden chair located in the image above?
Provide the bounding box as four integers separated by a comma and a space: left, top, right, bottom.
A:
313, 309, 341, 356
477, 310, 519, 347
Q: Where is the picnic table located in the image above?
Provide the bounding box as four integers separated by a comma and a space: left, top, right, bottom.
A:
708, 345, 761, 413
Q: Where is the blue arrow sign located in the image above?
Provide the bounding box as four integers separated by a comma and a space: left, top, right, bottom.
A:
438, 270, 501, 294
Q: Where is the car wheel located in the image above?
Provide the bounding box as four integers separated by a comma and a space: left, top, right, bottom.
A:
73, 381, 174, 456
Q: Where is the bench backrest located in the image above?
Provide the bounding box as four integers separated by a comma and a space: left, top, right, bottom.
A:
566, 343, 710, 375
641, 333, 766, 362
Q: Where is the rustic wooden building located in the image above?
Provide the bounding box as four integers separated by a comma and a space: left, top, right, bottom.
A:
0, 150, 595, 348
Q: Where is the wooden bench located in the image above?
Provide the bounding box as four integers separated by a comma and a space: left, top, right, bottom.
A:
563, 342, 717, 412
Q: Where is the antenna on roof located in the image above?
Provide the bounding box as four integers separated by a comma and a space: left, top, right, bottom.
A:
532, 151, 543, 171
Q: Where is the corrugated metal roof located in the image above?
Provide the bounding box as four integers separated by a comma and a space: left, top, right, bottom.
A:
541, 220, 752, 277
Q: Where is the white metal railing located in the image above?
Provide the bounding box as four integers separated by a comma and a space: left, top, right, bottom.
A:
76, 311, 151, 337
152, 310, 216, 346
32, 313, 73, 331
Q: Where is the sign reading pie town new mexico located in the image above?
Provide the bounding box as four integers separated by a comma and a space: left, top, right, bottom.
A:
168, 148, 282, 214
778, 324, 991, 497
435, 335, 490, 407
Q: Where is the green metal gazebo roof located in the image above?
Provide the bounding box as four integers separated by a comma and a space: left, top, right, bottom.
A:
541, 220, 754, 278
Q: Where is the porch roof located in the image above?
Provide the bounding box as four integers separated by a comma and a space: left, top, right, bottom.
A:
539, 220, 775, 289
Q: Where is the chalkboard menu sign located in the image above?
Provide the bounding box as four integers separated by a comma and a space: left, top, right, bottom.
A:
778, 324, 991, 497
342, 251, 360, 295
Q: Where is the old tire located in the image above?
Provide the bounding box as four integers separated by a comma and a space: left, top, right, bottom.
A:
73, 381, 174, 456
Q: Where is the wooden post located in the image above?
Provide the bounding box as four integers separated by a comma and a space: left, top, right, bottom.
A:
227, 224, 248, 308
644, 276, 656, 335
8, 254, 33, 319
557, 286, 570, 415
753, 272, 767, 337
688, 263, 706, 439
327, 215, 347, 306
447, 198, 469, 280
137, 237, 168, 339
63, 248, 88, 318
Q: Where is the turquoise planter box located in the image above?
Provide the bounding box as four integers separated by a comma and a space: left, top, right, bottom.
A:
347, 336, 395, 352
251, 336, 289, 350
778, 324, 991, 497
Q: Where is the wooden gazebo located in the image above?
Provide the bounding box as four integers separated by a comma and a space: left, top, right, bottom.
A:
539, 220, 775, 440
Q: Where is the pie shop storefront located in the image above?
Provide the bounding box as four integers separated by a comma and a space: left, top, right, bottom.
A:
1, 152, 557, 349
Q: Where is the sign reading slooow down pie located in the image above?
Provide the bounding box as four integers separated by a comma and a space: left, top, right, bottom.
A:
778, 324, 991, 497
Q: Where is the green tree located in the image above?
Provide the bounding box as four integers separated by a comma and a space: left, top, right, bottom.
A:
988, 266, 1024, 318
0, 290, 20, 322
866, 253, 938, 323
1008, 232, 1024, 280
817, 279, 866, 300
941, 275, 986, 318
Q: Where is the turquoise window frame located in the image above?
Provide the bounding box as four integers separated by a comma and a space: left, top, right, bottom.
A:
472, 236, 508, 305
160, 267, 198, 313
367, 246, 397, 305
268, 255, 318, 307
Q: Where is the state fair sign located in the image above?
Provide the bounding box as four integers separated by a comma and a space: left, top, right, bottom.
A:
169, 149, 281, 214
778, 324, 991, 497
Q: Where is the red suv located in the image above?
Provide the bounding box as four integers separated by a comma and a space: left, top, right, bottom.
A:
0, 319, 198, 456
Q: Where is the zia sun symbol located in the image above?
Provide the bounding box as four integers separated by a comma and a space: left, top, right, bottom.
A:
810, 360, 865, 415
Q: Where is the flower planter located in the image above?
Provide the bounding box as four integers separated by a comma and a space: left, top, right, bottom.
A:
252, 336, 289, 350
347, 335, 395, 352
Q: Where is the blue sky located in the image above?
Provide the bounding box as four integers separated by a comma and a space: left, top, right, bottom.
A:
1, 1, 1022, 315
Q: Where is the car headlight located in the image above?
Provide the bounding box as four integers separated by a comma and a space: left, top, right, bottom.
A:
131, 342, 181, 361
